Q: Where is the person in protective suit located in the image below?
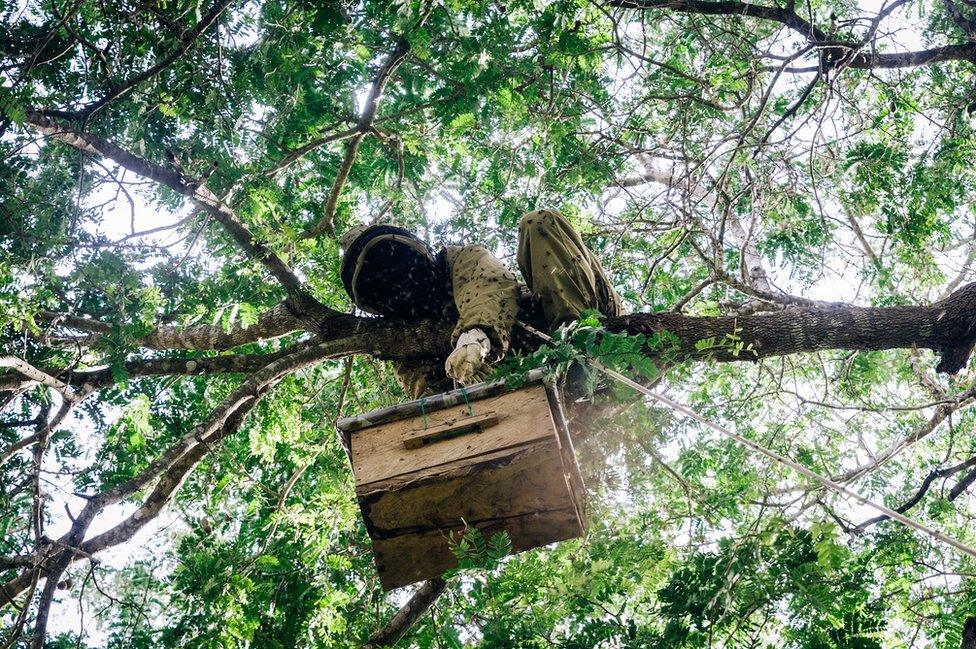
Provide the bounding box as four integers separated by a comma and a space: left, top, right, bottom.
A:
339, 209, 623, 399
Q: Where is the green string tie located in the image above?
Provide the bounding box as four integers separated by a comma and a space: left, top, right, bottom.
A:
460, 386, 474, 417
419, 397, 429, 429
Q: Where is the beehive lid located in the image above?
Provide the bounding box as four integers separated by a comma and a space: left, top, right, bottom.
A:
335, 367, 548, 452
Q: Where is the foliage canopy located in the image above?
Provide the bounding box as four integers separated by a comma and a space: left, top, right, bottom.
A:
3, 0, 976, 646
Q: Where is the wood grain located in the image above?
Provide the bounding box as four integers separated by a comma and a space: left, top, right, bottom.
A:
401, 411, 499, 449
371, 507, 585, 590
359, 439, 579, 536
350, 384, 553, 484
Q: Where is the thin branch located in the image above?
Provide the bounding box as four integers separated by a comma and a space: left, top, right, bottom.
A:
834, 385, 976, 484
362, 578, 447, 648
302, 38, 413, 240
39, 0, 235, 120
854, 454, 976, 532
0, 344, 325, 393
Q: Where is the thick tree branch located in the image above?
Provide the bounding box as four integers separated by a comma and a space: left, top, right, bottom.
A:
609, 0, 826, 39
963, 617, 976, 649
0, 346, 324, 394
37, 300, 301, 351
21, 111, 322, 308
362, 578, 447, 648
605, 282, 976, 372
3, 283, 976, 607
0, 356, 81, 401
609, 0, 976, 68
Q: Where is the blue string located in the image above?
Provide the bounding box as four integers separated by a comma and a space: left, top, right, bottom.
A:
419, 397, 429, 429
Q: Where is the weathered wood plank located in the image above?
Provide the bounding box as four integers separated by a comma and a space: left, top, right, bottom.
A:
336, 368, 548, 434
401, 411, 499, 449
350, 385, 553, 485
372, 507, 585, 590
358, 439, 580, 537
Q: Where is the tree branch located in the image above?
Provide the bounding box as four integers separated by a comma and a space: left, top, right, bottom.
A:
302, 38, 412, 240
609, 0, 976, 68
38, 0, 235, 121
605, 281, 976, 373
0, 356, 81, 401
21, 110, 320, 307
0, 345, 325, 394
362, 578, 447, 648
853, 454, 976, 532
0, 319, 454, 607
37, 300, 301, 351
1, 339, 332, 610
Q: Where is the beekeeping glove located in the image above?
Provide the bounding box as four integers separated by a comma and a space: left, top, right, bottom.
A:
444, 328, 491, 385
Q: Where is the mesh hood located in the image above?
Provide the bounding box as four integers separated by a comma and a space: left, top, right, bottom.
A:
339, 225, 451, 318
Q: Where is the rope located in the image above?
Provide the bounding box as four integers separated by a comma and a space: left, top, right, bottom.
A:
518, 321, 976, 562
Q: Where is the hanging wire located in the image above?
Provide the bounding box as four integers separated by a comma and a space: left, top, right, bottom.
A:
518, 321, 976, 562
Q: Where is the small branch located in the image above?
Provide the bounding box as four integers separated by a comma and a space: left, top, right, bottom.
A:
854, 454, 976, 532
671, 277, 717, 312
362, 578, 447, 648
39, 0, 235, 120
834, 385, 976, 485
260, 126, 360, 178
301, 38, 412, 240
0, 432, 43, 468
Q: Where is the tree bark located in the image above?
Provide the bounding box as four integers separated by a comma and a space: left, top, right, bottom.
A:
603, 282, 976, 374
329, 281, 976, 374
362, 578, 447, 648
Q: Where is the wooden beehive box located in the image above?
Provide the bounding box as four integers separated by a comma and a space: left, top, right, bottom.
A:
336, 369, 586, 590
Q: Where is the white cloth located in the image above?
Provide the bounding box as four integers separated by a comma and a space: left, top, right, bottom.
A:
444, 328, 491, 385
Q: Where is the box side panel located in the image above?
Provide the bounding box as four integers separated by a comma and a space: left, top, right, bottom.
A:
373, 508, 584, 590
358, 439, 577, 537
350, 384, 552, 485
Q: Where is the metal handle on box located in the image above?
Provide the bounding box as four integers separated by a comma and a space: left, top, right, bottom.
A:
402, 411, 498, 449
